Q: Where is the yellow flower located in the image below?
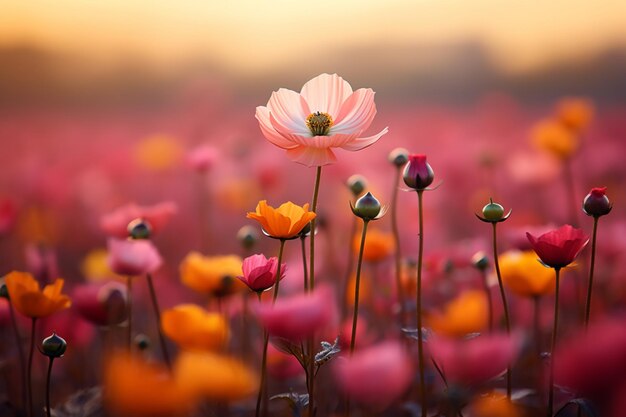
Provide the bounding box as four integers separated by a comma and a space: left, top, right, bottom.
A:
81, 248, 121, 282
556, 97, 594, 132
531, 119, 578, 160
134, 134, 183, 172
500, 250, 554, 297
104, 353, 194, 416
429, 290, 488, 337
247, 200, 316, 239
354, 228, 395, 262
469, 391, 521, 417
5, 271, 71, 318
174, 351, 258, 401
180, 253, 245, 297
162, 304, 229, 351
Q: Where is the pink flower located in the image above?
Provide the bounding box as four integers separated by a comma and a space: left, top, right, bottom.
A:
526, 224, 589, 269
254, 285, 337, 341
238, 254, 286, 292
403, 154, 434, 190
186, 145, 218, 172
255, 73, 388, 167
100, 201, 177, 238
107, 238, 162, 276
333, 341, 413, 409
429, 333, 521, 386
0, 198, 17, 235
72, 282, 127, 326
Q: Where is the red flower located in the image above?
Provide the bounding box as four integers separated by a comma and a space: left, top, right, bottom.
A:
237, 254, 287, 293
526, 224, 589, 269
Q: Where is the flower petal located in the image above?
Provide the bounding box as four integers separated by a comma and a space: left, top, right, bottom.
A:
332, 88, 377, 134
266, 89, 310, 137
284, 133, 358, 149
255, 106, 298, 149
340, 127, 388, 151
286, 146, 337, 167
300, 73, 353, 116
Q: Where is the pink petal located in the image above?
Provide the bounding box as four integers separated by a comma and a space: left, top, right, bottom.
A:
286, 146, 337, 167
300, 73, 353, 116
266, 89, 310, 136
285, 132, 358, 149
255, 106, 299, 149
332, 89, 377, 134
340, 127, 389, 151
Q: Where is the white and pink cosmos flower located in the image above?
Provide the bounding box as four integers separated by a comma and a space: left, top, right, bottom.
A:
256, 73, 388, 167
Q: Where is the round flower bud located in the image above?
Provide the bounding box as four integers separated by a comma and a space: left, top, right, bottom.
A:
237, 225, 259, 250
471, 252, 489, 271
41, 333, 67, 358
128, 219, 152, 240
583, 187, 612, 217
0, 283, 9, 300
351, 192, 382, 220
388, 148, 409, 167
482, 200, 505, 221
346, 175, 368, 197
403, 155, 434, 190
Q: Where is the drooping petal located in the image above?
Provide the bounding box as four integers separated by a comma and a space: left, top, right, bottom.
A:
286, 145, 337, 167
285, 133, 358, 149
340, 127, 389, 151
332, 88, 377, 134
300, 73, 353, 116
266, 89, 310, 136
255, 106, 298, 149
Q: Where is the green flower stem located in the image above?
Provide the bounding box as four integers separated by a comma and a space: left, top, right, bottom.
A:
146, 273, 172, 370
45, 357, 54, 417
8, 297, 27, 410
492, 222, 512, 398
391, 166, 407, 329
27, 318, 36, 417
308, 165, 322, 417
548, 268, 561, 417
584, 217, 599, 328
349, 219, 370, 354
126, 276, 133, 352
416, 190, 427, 417
272, 239, 286, 303
300, 236, 308, 293
255, 293, 269, 417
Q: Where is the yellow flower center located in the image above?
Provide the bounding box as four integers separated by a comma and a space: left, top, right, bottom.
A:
306, 112, 333, 136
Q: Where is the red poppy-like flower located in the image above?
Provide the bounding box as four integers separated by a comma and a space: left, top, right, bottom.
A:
107, 238, 162, 276
72, 282, 127, 326
238, 254, 286, 293
526, 224, 589, 269
100, 201, 177, 238
255, 73, 388, 167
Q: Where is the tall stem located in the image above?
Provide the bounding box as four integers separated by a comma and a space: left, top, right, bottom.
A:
45, 357, 54, 417
300, 236, 308, 293
146, 273, 172, 370
548, 268, 561, 417
27, 318, 36, 417
416, 190, 427, 417
390, 166, 407, 329
584, 217, 599, 328
308, 165, 322, 417
272, 240, 286, 303
126, 276, 133, 351
492, 222, 512, 398
8, 298, 27, 410
255, 293, 269, 417
349, 220, 369, 354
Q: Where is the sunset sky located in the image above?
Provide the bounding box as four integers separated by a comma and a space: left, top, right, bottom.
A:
1, 0, 624, 75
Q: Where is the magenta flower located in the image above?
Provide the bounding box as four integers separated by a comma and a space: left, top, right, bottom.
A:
107, 238, 162, 276
100, 201, 177, 238
402, 154, 435, 190
254, 285, 337, 340
526, 224, 589, 269
238, 254, 286, 293
333, 341, 413, 409
72, 282, 127, 326
255, 73, 388, 167
429, 333, 521, 386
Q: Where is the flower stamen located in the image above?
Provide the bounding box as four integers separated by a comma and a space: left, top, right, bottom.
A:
306, 112, 333, 136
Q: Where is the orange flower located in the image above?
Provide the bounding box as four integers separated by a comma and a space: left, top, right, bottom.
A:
162, 304, 229, 351
180, 253, 245, 297
5, 271, 71, 318
134, 134, 183, 172
246, 200, 316, 239
429, 290, 488, 337
531, 118, 578, 160
469, 391, 521, 417
500, 250, 554, 297
104, 353, 194, 416
174, 351, 258, 401
354, 228, 395, 262
556, 97, 594, 132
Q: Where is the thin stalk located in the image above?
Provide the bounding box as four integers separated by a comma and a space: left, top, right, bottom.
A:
390, 166, 407, 329
8, 298, 27, 410
584, 217, 599, 328
300, 236, 308, 293
272, 239, 286, 303
308, 165, 322, 417
548, 268, 561, 417
27, 318, 36, 417
255, 293, 269, 417
416, 190, 427, 417
146, 273, 172, 370
349, 220, 369, 354
126, 276, 133, 351
492, 222, 512, 398
45, 357, 54, 417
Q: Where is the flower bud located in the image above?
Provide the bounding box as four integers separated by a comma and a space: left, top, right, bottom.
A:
388, 148, 409, 167
346, 175, 368, 197
471, 252, 489, 271
583, 187, 612, 217
351, 192, 382, 220
403, 154, 434, 190
237, 225, 259, 250
128, 219, 152, 240
482, 200, 505, 221
135, 334, 150, 351
41, 333, 67, 358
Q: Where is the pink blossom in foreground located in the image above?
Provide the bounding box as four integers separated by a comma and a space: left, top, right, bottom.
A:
254, 285, 337, 340
107, 238, 162, 276
256, 73, 388, 167
333, 341, 413, 408
72, 282, 127, 326
100, 201, 178, 238
238, 254, 287, 293
429, 333, 521, 386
